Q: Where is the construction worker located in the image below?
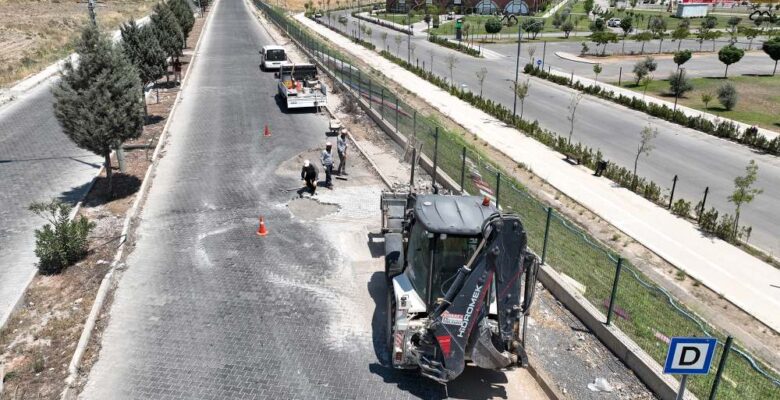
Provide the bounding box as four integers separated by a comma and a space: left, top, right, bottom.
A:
321, 141, 334, 188
336, 129, 348, 176
300, 160, 318, 197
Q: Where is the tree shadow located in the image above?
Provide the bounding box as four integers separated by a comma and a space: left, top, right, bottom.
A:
704, 76, 729, 80
83, 172, 142, 207
154, 80, 180, 90
144, 115, 165, 126
741, 73, 774, 77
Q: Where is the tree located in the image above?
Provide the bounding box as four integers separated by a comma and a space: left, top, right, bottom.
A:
168, 0, 195, 43
633, 125, 658, 188
620, 16, 634, 53
151, 1, 185, 79
29, 200, 95, 274
701, 91, 713, 110
121, 20, 167, 118
717, 82, 738, 110
589, 17, 606, 33
562, 21, 575, 38
475, 67, 488, 96
671, 24, 690, 51
728, 160, 762, 237
522, 18, 544, 39
762, 37, 780, 75
648, 16, 667, 53
566, 92, 584, 143
583, 0, 594, 15
739, 26, 761, 50
727, 16, 742, 35
485, 18, 502, 36
513, 78, 530, 119
593, 63, 602, 82
633, 56, 657, 84
718, 45, 744, 77
633, 31, 653, 54
446, 53, 457, 84
668, 69, 693, 97
381, 31, 388, 50
640, 75, 653, 99
673, 49, 692, 69
394, 34, 402, 55
592, 31, 619, 55
53, 25, 145, 194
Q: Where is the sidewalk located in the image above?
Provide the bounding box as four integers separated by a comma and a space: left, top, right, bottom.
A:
297, 13, 780, 333
546, 57, 780, 141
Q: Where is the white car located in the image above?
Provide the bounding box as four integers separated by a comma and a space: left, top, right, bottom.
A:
260, 45, 288, 71
607, 17, 622, 27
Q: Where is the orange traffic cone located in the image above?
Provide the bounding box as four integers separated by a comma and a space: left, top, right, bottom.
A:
263, 124, 271, 137
256, 216, 268, 236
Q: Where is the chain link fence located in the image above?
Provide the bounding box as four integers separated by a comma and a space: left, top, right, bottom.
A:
256, 3, 780, 398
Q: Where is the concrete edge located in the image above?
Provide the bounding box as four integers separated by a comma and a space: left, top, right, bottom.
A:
554, 51, 598, 64
526, 354, 568, 400
537, 263, 696, 400
59, 5, 219, 399
352, 11, 413, 35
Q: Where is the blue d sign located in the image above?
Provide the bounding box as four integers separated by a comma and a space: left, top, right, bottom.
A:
536, 59, 542, 66
663, 337, 717, 375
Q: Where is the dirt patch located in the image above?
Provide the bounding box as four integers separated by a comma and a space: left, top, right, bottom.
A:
287, 197, 340, 220
0, 0, 158, 88
0, 12, 208, 399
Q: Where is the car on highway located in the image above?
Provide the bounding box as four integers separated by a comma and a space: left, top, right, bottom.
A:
607, 17, 622, 27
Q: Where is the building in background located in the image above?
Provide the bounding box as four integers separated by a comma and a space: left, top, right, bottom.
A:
386, 0, 535, 15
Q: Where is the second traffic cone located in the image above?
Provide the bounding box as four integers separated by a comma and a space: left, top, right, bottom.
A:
263, 124, 271, 137
256, 216, 268, 236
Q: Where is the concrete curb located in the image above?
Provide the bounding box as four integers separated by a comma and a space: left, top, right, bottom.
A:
59, 5, 218, 399
554, 51, 599, 64
537, 263, 696, 400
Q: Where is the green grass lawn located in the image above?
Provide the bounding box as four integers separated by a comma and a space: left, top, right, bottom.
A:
372, 12, 425, 26
614, 74, 780, 131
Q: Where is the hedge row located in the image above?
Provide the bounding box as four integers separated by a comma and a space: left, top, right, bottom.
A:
427, 34, 482, 58
524, 64, 780, 156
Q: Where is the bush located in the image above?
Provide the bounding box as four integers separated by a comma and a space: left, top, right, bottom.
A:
717, 82, 738, 110
698, 207, 719, 233
668, 69, 693, 97
29, 200, 95, 275
485, 18, 502, 34
715, 213, 737, 242
671, 199, 692, 217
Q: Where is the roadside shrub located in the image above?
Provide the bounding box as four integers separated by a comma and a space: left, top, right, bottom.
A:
671, 199, 692, 217
717, 82, 738, 110
742, 126, 759, 145
715, 213, 737, 242
484, 18, 502, 35
668, 69, 693, 97
698, 207, 719, 233
29, 200, 95, 275
428, 34, 481, 57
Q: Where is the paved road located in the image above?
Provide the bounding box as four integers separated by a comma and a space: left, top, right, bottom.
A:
0, 79, 102, 326
80, 0, 551, 398
333, 12, 780, 254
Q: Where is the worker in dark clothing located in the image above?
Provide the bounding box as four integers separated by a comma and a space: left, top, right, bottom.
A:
321, 141, 334, 188
300, 159, 318, 197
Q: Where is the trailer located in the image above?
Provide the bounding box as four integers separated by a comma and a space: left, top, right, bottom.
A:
276, 63, 328, 110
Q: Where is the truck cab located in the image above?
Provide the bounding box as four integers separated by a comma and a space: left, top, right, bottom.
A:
260, 45, 288, 71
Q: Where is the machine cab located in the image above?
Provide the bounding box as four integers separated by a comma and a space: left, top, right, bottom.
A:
403, 195, 498, 311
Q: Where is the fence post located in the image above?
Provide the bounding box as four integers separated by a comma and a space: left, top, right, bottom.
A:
368, 78, 372, 109
668, 175, 678, 209
460, 146, 467, 194
698, 186, 710, 221
495, 172, 501, 209
606, 257, 624, 326
349, 64, 352, 89
541, 207, 552, 265
381, 88, 385, 119
618, 66, 623, 86
708, 336, 733, 400
432, 128, 439, 193
413, 111, 417, 138
395, 97, 399, 130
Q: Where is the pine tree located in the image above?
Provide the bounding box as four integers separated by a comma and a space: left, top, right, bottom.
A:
152, 1, 185, 78
121, 20, 167, 118
53, 25, 144, 194
168, 0, 195, 44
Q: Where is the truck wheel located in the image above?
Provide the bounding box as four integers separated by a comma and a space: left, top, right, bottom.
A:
386, 286, 396, 365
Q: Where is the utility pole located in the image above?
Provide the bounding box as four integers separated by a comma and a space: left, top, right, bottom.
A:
88, 0, 97, 26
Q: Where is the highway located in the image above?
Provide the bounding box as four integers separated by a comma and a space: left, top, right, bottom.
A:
328, 11, 780, 254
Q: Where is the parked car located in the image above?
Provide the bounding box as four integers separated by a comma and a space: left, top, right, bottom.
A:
607, 17, 622, 27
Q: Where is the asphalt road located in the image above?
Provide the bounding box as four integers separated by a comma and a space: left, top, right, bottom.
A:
80, 0, 551, 398
330, 12, 780, 254
0, 80, 102, 326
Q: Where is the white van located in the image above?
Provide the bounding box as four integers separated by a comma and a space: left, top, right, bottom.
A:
260, 45, 288, 70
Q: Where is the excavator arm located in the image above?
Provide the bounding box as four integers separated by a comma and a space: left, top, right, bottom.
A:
415, 213, 539, 383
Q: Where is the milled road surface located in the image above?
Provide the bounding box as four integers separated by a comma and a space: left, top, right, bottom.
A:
331, 11, 780, 254
0, 81, 101, 326
79, 0, 551, 398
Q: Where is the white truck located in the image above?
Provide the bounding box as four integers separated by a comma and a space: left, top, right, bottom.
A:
260, 45, 288, 70
276, 63, 328, 110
